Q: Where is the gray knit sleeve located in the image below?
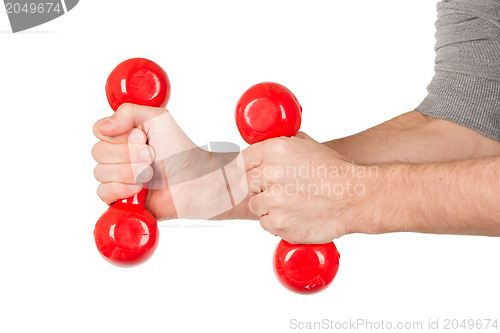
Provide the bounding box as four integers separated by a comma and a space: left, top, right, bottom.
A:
416, 0, 500, 141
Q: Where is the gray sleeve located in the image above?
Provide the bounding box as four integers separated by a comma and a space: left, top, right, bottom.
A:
416, 0, 500, 141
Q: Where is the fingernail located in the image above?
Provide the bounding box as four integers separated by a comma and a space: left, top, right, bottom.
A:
136, 166, 152, 184
140, 147, 154, 163
129, 130, 144, 144
99, 118, 113, 129
128, 184, 141, 192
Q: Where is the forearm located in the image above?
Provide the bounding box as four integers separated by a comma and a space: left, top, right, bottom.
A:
211, 111, 500, 221
324, 111, 500, 164
358, 156, 500, 236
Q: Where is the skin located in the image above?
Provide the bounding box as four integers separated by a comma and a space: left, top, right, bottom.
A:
242, 133, 500, 243
324, 111, 500, 164
93, 104, 238, 220
92, 106, 500, 243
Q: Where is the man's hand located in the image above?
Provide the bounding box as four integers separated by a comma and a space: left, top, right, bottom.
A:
92, 104, 249, 220
242, 133, 362, 244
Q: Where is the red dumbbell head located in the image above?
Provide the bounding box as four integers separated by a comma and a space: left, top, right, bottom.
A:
274, 240, 340, 294
235, 82, 302, 144
94, 199, 159, 267
105, 58, 171, 112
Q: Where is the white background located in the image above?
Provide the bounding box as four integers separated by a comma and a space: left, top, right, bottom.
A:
1, 1, 499, 332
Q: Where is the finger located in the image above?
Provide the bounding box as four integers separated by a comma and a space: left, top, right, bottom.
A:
91, 142, 155, 164
259, 210, 289, 238
241, 137, 292, 172
93, 123, 147, 145
241, 138, 284, 172
248, 192, 270, 217
98, 103, 167, 137
245, 166, 265, 195
94, 163, 153, 184
259, 213, 279, 237
240, 141, 266, 172
97, 182, 143, 205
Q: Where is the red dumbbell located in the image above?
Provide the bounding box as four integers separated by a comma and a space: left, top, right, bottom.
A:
94, 58, 171, 267
235, 82, 340, 294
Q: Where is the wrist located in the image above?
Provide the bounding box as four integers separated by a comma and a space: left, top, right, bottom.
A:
208, 151, 257, 220
347, 162, 412, 235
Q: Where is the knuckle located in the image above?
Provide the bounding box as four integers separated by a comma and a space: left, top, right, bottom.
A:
273, 220, 286, 231
267, 137, 290, 154
116, 103, 134, 115
259, 219, 272, 233
270, 212, 287, 230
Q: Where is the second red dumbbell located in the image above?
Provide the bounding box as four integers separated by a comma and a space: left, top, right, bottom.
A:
235, 82, 340, 294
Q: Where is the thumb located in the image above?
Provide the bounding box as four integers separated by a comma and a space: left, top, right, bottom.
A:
98, 103, 166, 137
